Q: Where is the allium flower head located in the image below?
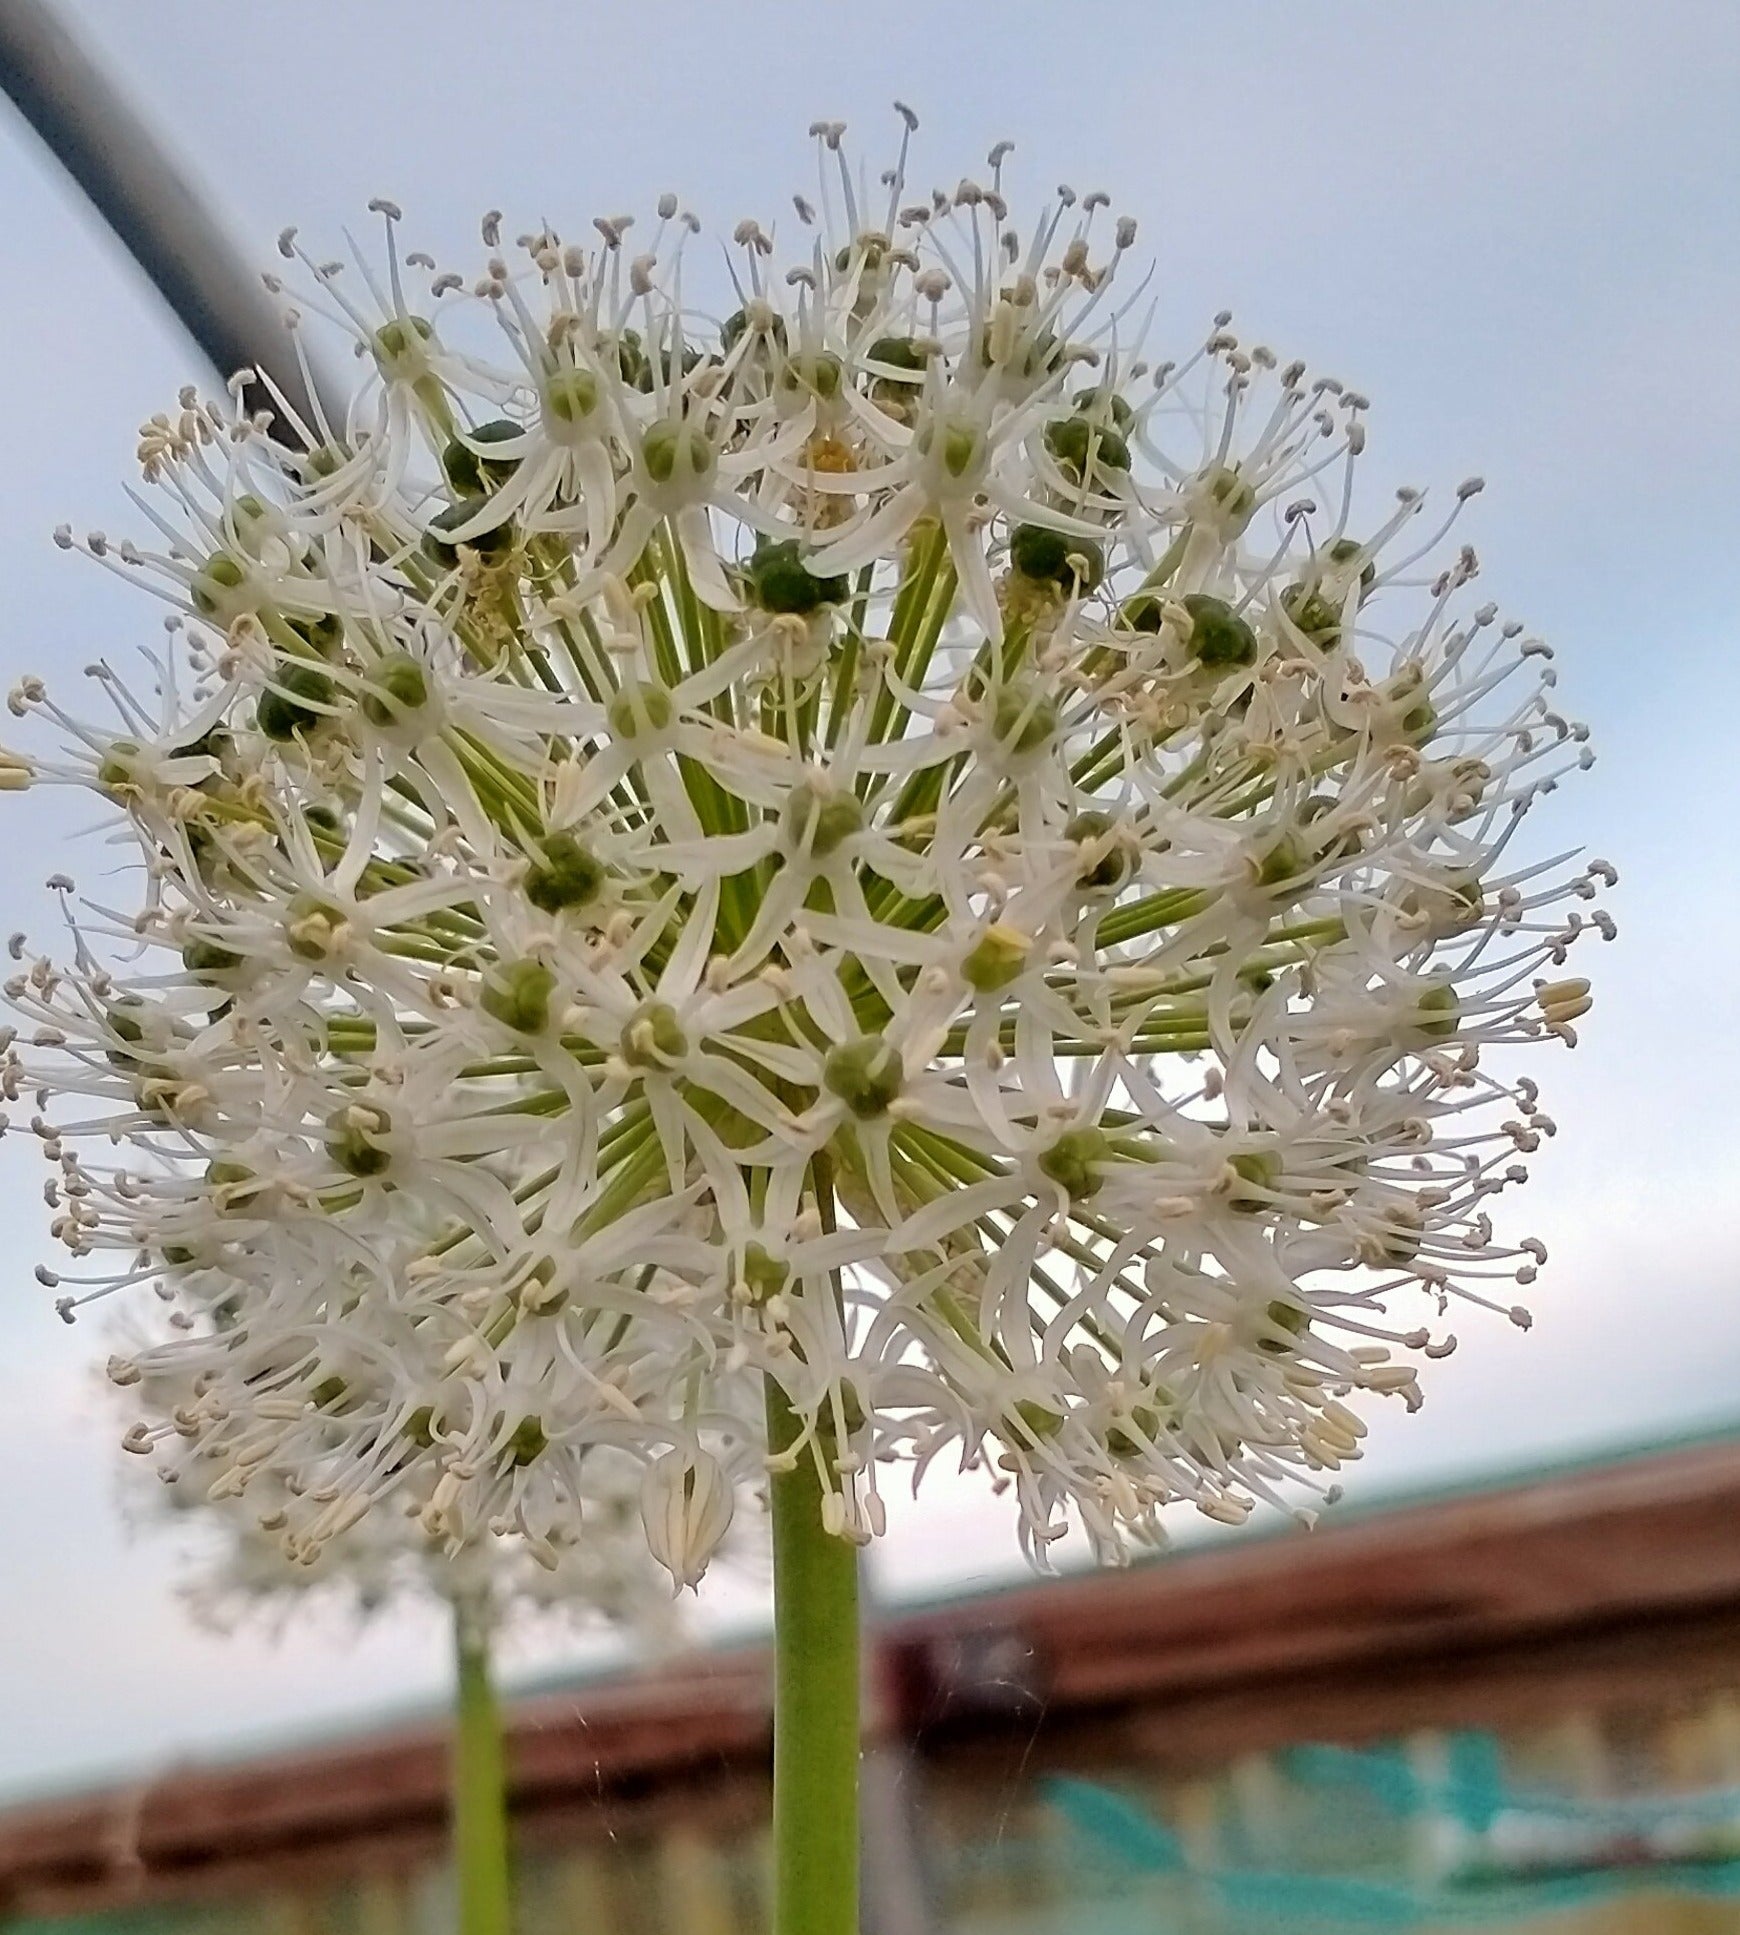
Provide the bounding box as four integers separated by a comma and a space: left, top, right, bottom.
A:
6, 114, 1612, 1577
138, 1386, 677, 1637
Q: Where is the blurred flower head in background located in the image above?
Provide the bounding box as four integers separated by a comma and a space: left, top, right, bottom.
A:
130, 1383, 684, 1642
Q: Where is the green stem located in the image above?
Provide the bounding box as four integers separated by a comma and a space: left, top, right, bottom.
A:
452, 1599, 512, 1935
766, 1378, 861, 1935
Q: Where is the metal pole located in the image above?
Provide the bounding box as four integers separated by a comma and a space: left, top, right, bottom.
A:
0, 0, 340, 431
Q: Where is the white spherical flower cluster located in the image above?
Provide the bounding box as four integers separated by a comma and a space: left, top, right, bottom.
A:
138, 1389, 678, 1637
4, 117, 1612, 1577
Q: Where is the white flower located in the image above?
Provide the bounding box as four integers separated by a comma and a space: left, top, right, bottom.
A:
639, 1447, 737, 1593
6, 113, 1612, 1580
132, 1364, 690, 1642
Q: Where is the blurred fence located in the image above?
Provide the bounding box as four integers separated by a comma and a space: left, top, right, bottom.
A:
7, 1427, 1740, 1934
12, 1696, 1740, 1933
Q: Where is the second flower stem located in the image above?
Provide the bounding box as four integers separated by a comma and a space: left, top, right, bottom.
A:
452, 1596, 513, 1935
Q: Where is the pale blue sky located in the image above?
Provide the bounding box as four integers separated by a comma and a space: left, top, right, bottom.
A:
1, 0, 1736, 1799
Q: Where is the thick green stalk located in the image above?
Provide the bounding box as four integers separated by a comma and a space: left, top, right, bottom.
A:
452, 1599, 513, 1935
766, 1378, 861, 1935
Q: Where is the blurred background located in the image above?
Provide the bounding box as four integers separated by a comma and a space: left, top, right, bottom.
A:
0, 1, 1736, 1930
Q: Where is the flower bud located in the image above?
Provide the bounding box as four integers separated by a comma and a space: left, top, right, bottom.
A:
778, 351, 844, 401
480, 958, 557, 1035
1227, 1149, 1281, 1209
423, 498, 517, 568
1106, 1396, 1172, 1458
918, 418, 983, 480
257, 662, 333, 743
1008, 522, 1103, 593
1395, 872, 1484, 936
746, 538, 849, 615
1280, 538, 1373, 647
1279, 581, 1342, 646
1122, 592, 1166, 634
632, 345, 701, 395
865, 336, 932, 415
1251, 833, 1309, 891
402, 1405, 437, 1448
982, 316, 1062, 383
735, 1240, 790, 1305
865, 335, 932, 379
640, 1448, 734, 1591
609, 326, 649, 386
544, 367, 601, 425
170, 723, 236, 770
1008, 1398, 1065, 1443
962, 923, 1031, 992
102, 999, 151, 1064
1325, 536, 1376, 586
606, 681, 674, 740
327, 1101, 392, 1178
1038, 1126, 1112, 1200
505, 1414, 548, 1467
1181, 593, 1258, 669
525, 832, 606, 914
372, 314, 435, 375
782, 779, 863, 857
1198, 463, 1256, 531
823, 1033, 904, 1118
1383, 664, 1436, 744
190, 552, 251, 621
1257, 1299, 1310, 1354
1411, 981, 1460, 1041
360, 655, 432, 728
620, 1000, 688, 1070
310, 1373, 351, 1411
1072, 387, 1135, 429
440, 419, 521, 496
1044, 415, 1131, 479
285, 895, 348, 963
642, 422, 714, 485
721, 308, 788, 355
95, 740, 143, 799
1299, 794, 1366, 865
1361, 1201, 1425, 1266
1065, 810, 1134, 892
989, 683, 1058, 756
516, 1258, 567, 1315
205, 1158, 265, 1214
